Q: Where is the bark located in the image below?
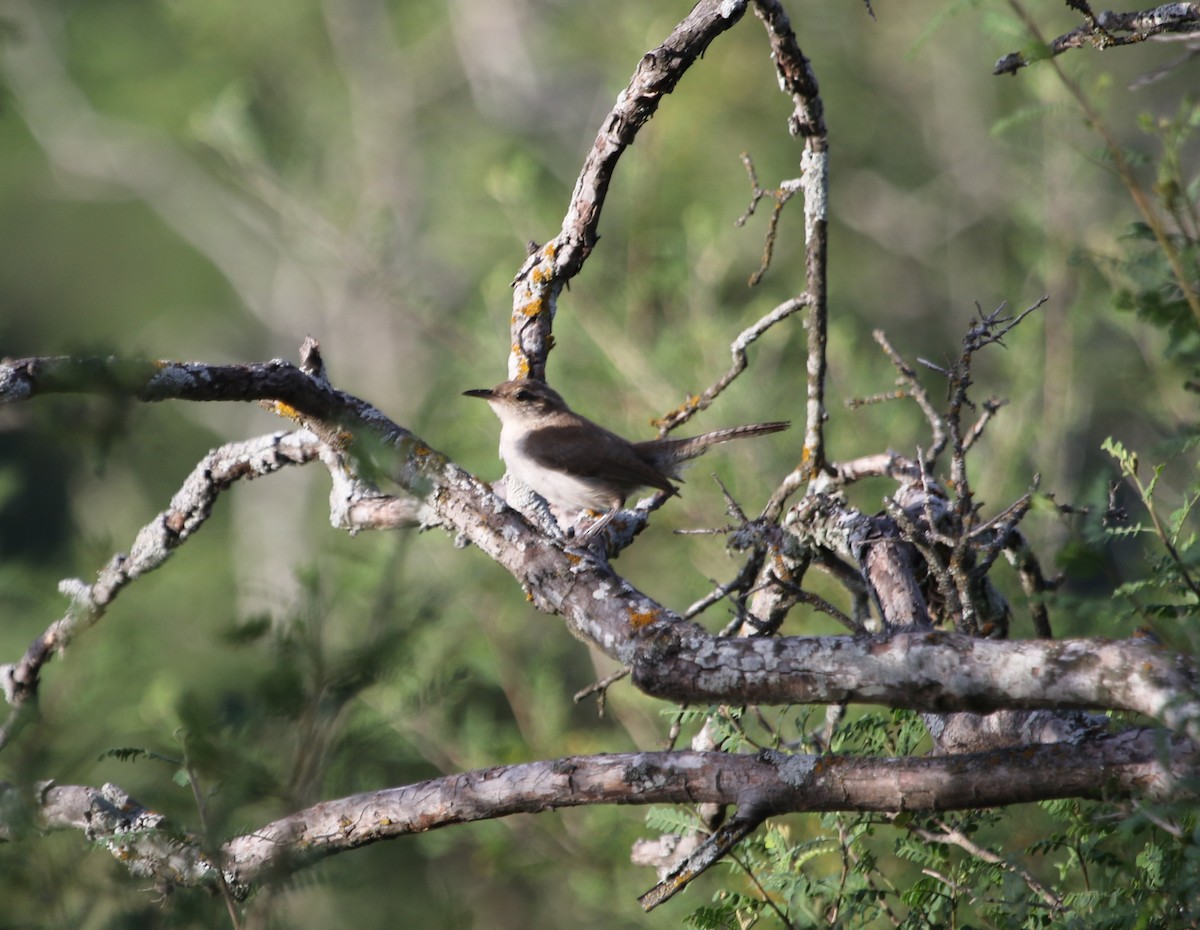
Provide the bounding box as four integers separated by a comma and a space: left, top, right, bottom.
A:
5, 730, 1191, 895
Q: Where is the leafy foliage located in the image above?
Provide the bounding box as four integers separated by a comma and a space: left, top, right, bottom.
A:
1, 1, 1199, 928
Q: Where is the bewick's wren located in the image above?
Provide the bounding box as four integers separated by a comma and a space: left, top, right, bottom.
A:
464, 379, 788, 534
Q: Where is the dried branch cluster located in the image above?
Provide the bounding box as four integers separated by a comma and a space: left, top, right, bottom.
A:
1, 0, 1197, 912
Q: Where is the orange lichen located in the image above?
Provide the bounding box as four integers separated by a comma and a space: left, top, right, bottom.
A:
515, 296, 545, 318
270, 401, 303, 422
628, 607, 663, 629
651, 395, 699, 429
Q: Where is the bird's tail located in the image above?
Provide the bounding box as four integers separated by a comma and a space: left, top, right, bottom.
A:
635, 421, 789, 475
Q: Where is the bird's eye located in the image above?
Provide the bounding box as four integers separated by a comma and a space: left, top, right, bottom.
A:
515, 389, 533, 402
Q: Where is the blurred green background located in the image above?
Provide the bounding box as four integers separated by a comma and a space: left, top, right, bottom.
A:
0, 0, 1195, 927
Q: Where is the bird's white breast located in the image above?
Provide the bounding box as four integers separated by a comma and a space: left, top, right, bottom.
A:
498, 424, 614, 513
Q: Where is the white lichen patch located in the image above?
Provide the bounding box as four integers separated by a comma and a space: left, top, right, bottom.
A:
774, 754, 817, 788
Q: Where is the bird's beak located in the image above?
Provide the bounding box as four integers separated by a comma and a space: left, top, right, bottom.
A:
463, 388, 494, 400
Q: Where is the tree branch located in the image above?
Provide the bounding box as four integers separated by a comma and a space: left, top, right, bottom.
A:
5, 353, 1200, 741
5, 730, 1191, 898
507, 0, 749, 382
752, 0, 830, 484
994, 1, 1200, 75
631, 629, 1200, 739
0, 430, 322, 750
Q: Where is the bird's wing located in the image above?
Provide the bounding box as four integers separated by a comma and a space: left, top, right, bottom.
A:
519, 424, 677, 496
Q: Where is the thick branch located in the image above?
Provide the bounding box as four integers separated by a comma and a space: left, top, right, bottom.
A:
7, 730, 1191, 895
631, 629, 1200, 738
5, 355, 1199, 738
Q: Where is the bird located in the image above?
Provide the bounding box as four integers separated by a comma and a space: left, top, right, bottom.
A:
464, 379, 788, 534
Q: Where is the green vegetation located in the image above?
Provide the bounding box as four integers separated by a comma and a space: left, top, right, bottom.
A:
1, 0, 1197, 927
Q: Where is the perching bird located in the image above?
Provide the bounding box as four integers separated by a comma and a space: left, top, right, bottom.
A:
464, 379, 788, 533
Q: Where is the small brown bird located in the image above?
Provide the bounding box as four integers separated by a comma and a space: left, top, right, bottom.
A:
464, 379, 788, 533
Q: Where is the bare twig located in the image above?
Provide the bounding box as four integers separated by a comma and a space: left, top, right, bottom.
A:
962, 397, 1007, 452
736, 152, 804, 286
873, 329, 947, 461
181, 746, 245, 930
905, 816, 1064, 911
684, 557, 764, 620
573, 667, 630, 713
845, 388, 912, 408
652, 296, 808, 434
995, 0, 1200, 74
768, 574, 861, 633
1004, 531, 1058, 637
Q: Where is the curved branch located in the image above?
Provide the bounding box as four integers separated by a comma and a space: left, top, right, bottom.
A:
7, 730, 1193, 896
508, 0, 748, 381
0, 430, 321, 750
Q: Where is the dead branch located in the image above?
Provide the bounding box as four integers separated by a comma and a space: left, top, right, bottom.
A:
652, 297, 809, 434
754, 0, 832, 488
4, 731, 1190, 900
508, 0, 750, 382
0, 430, 321, 750
735, 152, 803, 287
5, 354, 1199, 738
995, 0, 1200, 74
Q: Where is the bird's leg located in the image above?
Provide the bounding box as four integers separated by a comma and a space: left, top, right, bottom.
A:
579, 508, 619, 538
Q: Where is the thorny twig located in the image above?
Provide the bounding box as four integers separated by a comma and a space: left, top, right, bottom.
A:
769, 574, 862, 633
685, 557, 765, 620
1005, 531, 1058, 637
573, 667, 630, 715
963, 397, 1008, 452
